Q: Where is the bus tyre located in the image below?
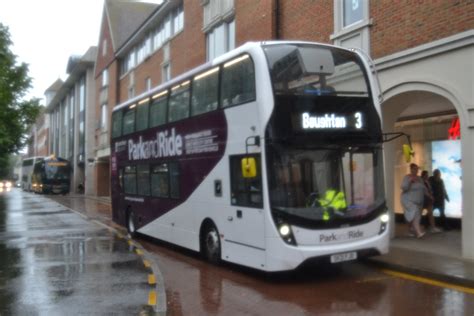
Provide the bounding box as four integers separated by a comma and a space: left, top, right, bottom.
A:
127, 210, 137, 237
202, 223, 221, 264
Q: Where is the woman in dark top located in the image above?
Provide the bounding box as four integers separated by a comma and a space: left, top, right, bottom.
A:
429, 169, 450, 230
421, 170, 441, 233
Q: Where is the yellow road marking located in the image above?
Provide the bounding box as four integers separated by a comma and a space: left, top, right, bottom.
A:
356, 276, 392, 283
382, 269, 474, 295
148, 274, 156, 285
143, 260, 151, 268
148, 290, 157, 306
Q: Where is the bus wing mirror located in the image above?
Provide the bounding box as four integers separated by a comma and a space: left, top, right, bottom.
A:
241, 157, 257, 178
382, 132, 415, 162
403, 144, 415, 163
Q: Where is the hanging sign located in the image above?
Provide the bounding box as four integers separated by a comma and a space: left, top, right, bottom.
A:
448, 117, 460, 140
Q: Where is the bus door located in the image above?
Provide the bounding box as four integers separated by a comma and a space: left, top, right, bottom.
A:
223, 154, 266, 267
110, 154, 125, 224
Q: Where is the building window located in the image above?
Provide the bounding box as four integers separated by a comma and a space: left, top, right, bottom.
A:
203, 0, 234, 29
128, 71, 135, 99
154, 26, 164, 51
164, 15, 172, 39
63, 101, 68, 126
207, 20, 235, 61
331, 0, 370, 51
343, 0, 363, 27
102, 39, 107, 56
102, 69, 109, 87
137, 36, 152, 64
174, 6, 184, 33
69, 92, 74, 160
146, 77, 152, 91
101, 104, 107, 130
162, 63, 171, 83
79, 77, 86, 158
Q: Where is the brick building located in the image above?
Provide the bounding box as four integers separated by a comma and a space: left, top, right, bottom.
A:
89, 0, 473, 258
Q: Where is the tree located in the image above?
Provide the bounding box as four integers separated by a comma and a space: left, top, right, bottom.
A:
0, 23, 41, 176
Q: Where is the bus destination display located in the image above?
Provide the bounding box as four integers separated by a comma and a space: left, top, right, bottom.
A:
301, 112, 364, 130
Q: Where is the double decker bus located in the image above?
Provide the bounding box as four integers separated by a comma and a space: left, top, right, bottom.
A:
21, 156, 42, 191
31, 156, 71, 194
110, 41, 389, 271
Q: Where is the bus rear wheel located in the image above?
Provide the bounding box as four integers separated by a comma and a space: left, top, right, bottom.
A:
127, 209, 137, 237
202, 223, 221, 264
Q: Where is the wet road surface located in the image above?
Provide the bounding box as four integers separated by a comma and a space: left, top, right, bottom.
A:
0, 189, 153, 315
141, 239, 474, 315
49, 192, 474, 316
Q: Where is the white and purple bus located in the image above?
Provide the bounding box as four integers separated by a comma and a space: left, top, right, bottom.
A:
110, 41, 389, 272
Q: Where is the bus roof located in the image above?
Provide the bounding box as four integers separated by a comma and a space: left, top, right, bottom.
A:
112, 40, 350, 113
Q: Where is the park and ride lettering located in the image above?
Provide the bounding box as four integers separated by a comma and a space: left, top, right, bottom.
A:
128, 128, 183, 161
127, 128, 219, 161
318, 229, 364, 243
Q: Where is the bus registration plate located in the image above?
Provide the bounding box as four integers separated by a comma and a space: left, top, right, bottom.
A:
330, 251, 357, 263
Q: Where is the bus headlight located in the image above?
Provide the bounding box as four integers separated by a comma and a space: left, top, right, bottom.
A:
379, 213, 389, 234
279, 224, 290, 236
278, 223, 296, 246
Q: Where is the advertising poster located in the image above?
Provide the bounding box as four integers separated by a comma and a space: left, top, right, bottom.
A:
431, 140, 462, 218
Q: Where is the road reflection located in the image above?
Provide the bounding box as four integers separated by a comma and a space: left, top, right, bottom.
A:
0, 196, 21, 314
0, 190, 153, 315
142, 234, 474, 315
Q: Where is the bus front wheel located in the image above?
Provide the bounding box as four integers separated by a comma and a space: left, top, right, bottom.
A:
127, 209, 137, 237
202, 223, 221, 264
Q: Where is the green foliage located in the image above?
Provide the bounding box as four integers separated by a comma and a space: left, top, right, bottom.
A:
0, 23, 41, 176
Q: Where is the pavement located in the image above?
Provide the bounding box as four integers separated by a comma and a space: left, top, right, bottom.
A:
46, 193, 167, 315
368, 220, 474, 289
57, 194, 474, 290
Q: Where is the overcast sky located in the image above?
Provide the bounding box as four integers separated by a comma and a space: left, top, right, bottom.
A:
0, 0, 104, 103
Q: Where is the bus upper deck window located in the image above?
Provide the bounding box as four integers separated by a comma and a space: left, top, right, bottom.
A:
169, 81, 190, 122
150, 91, 168, 127
221, 55, 256, 107
123, 108, 136, 135
112, 111, 123, 138
192, 67, 219, 116
136, 98, 150, 132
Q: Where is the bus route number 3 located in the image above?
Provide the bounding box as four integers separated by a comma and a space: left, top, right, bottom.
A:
354, 112, 363, 129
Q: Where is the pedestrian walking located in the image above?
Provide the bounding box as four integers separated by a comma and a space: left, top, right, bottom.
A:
421, 170, 441, 233
400, 163, 426, 238
429, 169, 451, 230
